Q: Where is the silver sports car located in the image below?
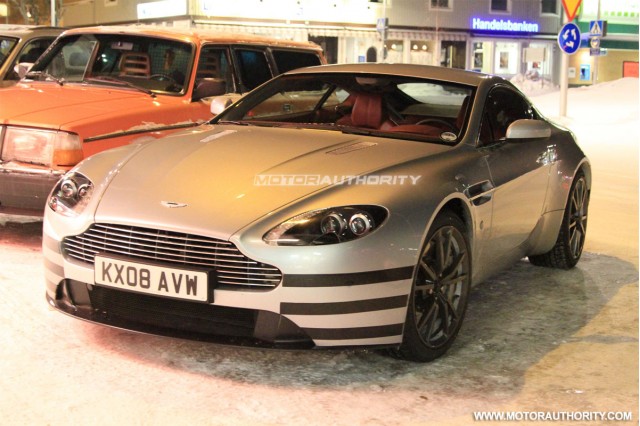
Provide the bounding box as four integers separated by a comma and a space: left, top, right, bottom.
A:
43, 64, 590, 362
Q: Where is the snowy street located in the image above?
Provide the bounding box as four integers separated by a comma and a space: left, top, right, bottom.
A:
1, 78, 637, 425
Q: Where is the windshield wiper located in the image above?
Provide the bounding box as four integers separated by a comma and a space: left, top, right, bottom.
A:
336, 125, 375, 136
25, 70, 65, 86
83, 76, 155, 97
216, 120, 252, 126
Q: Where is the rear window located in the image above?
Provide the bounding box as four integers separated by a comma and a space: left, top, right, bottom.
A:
272, 50, 321, 74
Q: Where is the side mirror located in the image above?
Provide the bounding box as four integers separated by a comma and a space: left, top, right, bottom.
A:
506, 119, 551, 141
14, 62, 35, 79
192, 78, 227, 102
210, 93, 243, 116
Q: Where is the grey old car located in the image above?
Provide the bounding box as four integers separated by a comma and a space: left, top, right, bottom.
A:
43, 64, 590, 362
0, 25, 62, 87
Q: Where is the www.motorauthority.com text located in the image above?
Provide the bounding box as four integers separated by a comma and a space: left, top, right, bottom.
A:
473, 411, 632, 422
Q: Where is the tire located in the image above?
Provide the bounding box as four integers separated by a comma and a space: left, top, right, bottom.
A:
529, 172, 589, 269
395, 211, 471, 362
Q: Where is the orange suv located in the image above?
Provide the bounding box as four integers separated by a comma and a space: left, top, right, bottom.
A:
0, 25, 324, 214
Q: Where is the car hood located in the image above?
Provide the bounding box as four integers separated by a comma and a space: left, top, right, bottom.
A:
0, 82, 161, 128
94, 124, 450, 239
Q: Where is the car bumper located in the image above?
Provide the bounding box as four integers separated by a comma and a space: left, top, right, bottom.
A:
43, 221, 415, 349
0, 166, 62, 214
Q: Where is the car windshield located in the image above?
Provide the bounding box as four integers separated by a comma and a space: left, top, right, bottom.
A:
215, 73, 474, 144
28, 33, 194, 94
0, 36, 18, 69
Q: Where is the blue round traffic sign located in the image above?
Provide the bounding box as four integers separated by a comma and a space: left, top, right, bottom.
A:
558, 22, 581, 55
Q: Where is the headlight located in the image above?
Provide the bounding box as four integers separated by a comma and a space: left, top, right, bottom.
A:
263, 205, 387, 246
48, 172, 94, 217
1, 127, 82, 168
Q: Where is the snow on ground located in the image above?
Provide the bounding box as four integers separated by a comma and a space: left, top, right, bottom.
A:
0, 78, 638, 425
511, 73, 558, 97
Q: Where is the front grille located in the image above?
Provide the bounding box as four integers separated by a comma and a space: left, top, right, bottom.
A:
62, 223, 282, 289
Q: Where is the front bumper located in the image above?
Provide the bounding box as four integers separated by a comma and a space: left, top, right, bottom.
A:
0, 166, 62, 214
47, 279, 314, 348
43, 223, 414, 349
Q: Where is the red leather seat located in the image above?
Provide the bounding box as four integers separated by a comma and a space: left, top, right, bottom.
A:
337, 92, 385, 129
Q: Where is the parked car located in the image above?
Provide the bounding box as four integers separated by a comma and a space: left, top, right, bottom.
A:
0, 25, 63, 87
43, 63, 590, 362
0, 25, 324, 214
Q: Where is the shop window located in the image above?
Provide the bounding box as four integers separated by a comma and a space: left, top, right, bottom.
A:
410, 41, 433, 65
441, 40, 466, 69
383, 39, 404, 63
309, 36, 338, 64
472, 41, 492, 73
491, 0, 509, 12
430, 0, 451, 10
494, 42, 518, 76
541, 0, 558, 15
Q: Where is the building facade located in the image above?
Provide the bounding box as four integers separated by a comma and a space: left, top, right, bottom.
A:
58, 0, 638, 85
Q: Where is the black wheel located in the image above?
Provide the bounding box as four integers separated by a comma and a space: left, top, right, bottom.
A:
529, 172, 589, 269
396, 211, 471, 362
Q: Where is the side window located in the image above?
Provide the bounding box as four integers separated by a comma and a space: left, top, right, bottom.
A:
6, 37, 55, 80
271, 50, 321, 74
197, 46, 233, 93
479, 87, 534, 145
234, 49, 272, 92
17, 38, 54, 64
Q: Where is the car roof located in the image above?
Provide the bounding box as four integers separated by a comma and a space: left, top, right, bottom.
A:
59, 25, 323, 52
0, 25, 64, 38
285, 63, 500, 87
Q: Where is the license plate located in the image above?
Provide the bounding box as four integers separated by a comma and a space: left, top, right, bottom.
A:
94, 256, 211, 302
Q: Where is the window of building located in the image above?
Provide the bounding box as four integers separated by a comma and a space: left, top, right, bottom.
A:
494, 41, 519, 76
491, 0, 509, 12
541, 0, 558, 15
430, 0, 451, 10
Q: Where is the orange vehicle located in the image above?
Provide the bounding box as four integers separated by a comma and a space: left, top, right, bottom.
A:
0, 25, 325, 214
0, 25, 64, 87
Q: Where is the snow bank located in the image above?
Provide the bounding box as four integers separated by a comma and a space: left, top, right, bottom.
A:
529, 77, 639, 126
511, 73, 558, 97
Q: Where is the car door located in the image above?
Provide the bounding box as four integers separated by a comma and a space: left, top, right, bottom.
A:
479, 86, 553, 264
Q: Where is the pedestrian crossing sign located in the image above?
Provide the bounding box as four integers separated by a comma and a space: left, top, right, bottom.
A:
589, 20, 606, 37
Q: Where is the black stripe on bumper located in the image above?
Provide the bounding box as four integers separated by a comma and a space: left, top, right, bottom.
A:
43, 234, 62, 254
282, 266, 414, 288
304, 323, 404, 341
281, 295, 408, 315
44, 257, 64, 277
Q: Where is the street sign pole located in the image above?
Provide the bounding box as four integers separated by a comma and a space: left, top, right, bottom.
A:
593, 0, 601, 84
560, 16, 569, 117
558, 0, 583, 117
